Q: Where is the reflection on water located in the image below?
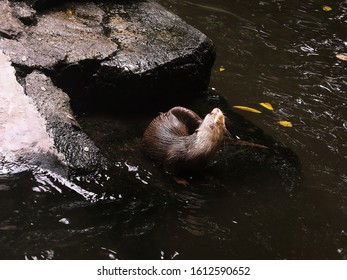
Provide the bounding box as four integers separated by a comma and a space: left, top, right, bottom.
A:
1, 0, 347, 259
158, 0, 347, 258
188, 0, 346, 177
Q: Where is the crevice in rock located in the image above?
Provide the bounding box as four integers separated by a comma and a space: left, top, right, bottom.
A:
52, 59, 102, 114
9, 1, 37, 26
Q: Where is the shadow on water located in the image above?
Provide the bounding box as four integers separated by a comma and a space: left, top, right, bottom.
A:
1, 0, 347, 259
0, 84, 303, 259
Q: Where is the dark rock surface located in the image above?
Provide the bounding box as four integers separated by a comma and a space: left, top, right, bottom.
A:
95, 1, 215, 105
10, 1, 37, 25
25, 71, 107, 172
1, 0, 215, 111
0, 0, 215, 173
1, 2, 117, 70
0, 0, 24, 39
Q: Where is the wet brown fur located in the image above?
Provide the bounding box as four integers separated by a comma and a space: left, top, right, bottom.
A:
142, 106, 265, 174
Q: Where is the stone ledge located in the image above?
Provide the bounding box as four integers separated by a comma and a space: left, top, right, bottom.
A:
1, 0, 215, 111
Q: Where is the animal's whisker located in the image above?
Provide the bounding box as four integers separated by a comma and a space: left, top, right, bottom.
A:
224, 127, 233, 139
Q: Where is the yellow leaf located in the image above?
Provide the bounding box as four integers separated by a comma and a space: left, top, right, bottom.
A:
219, 66, 226, 72
66, 9, 74, 17
336, 53, 347, 61
259, 102, 274, 111
233, 106, 262, 114
278, 121, 293, 127
322, 5, 332, 11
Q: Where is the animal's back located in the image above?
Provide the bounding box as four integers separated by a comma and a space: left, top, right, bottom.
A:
142, 107, 201, 165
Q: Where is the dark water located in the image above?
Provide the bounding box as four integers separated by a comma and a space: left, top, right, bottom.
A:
1, 0, 347, 259
157, 0, 347, 258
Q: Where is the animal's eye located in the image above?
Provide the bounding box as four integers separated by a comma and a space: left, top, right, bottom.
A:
209, 124, 214, 130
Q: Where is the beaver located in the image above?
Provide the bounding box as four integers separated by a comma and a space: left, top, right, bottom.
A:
142, 106, 266, 175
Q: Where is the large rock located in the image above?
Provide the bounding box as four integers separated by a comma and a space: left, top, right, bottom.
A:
0, 0, 24, 38
0, 0, 215, 110
25, 71, 108, 172
10, 1, 37, 25
0, 51, 106, 173
0, 2, 117, 70
0, 51, 62, 168
96, 1, 215, 100
0, 0, 215, 172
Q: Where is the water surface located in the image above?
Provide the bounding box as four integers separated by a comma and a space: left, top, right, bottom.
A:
1, 0, 347, 259
157, 0, 347, 259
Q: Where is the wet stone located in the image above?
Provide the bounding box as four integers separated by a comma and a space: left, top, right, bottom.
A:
0, 0, 24, 38
95, 1, 215, 103
10, 1, 37, 25
0, 2, 117, 70
25, 71, 108, 172
1, 0, 215, 110
0, 0, 216, 173
0, 51, 62, 168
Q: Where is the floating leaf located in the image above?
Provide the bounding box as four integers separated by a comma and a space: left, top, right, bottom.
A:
278, 121, 292, 127
219, 66, 226, 72
259, 102, 274, 111
66, 9, 74, 17
233, 106, 261, 114
336, 53, 347, 61
322, 5, 332, 11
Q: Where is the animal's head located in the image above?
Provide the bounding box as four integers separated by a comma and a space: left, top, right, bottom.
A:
198, 108, 225, 144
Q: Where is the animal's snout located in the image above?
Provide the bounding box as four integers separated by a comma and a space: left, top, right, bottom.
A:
211, 108, 222, 115
210, 108, 224, 125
